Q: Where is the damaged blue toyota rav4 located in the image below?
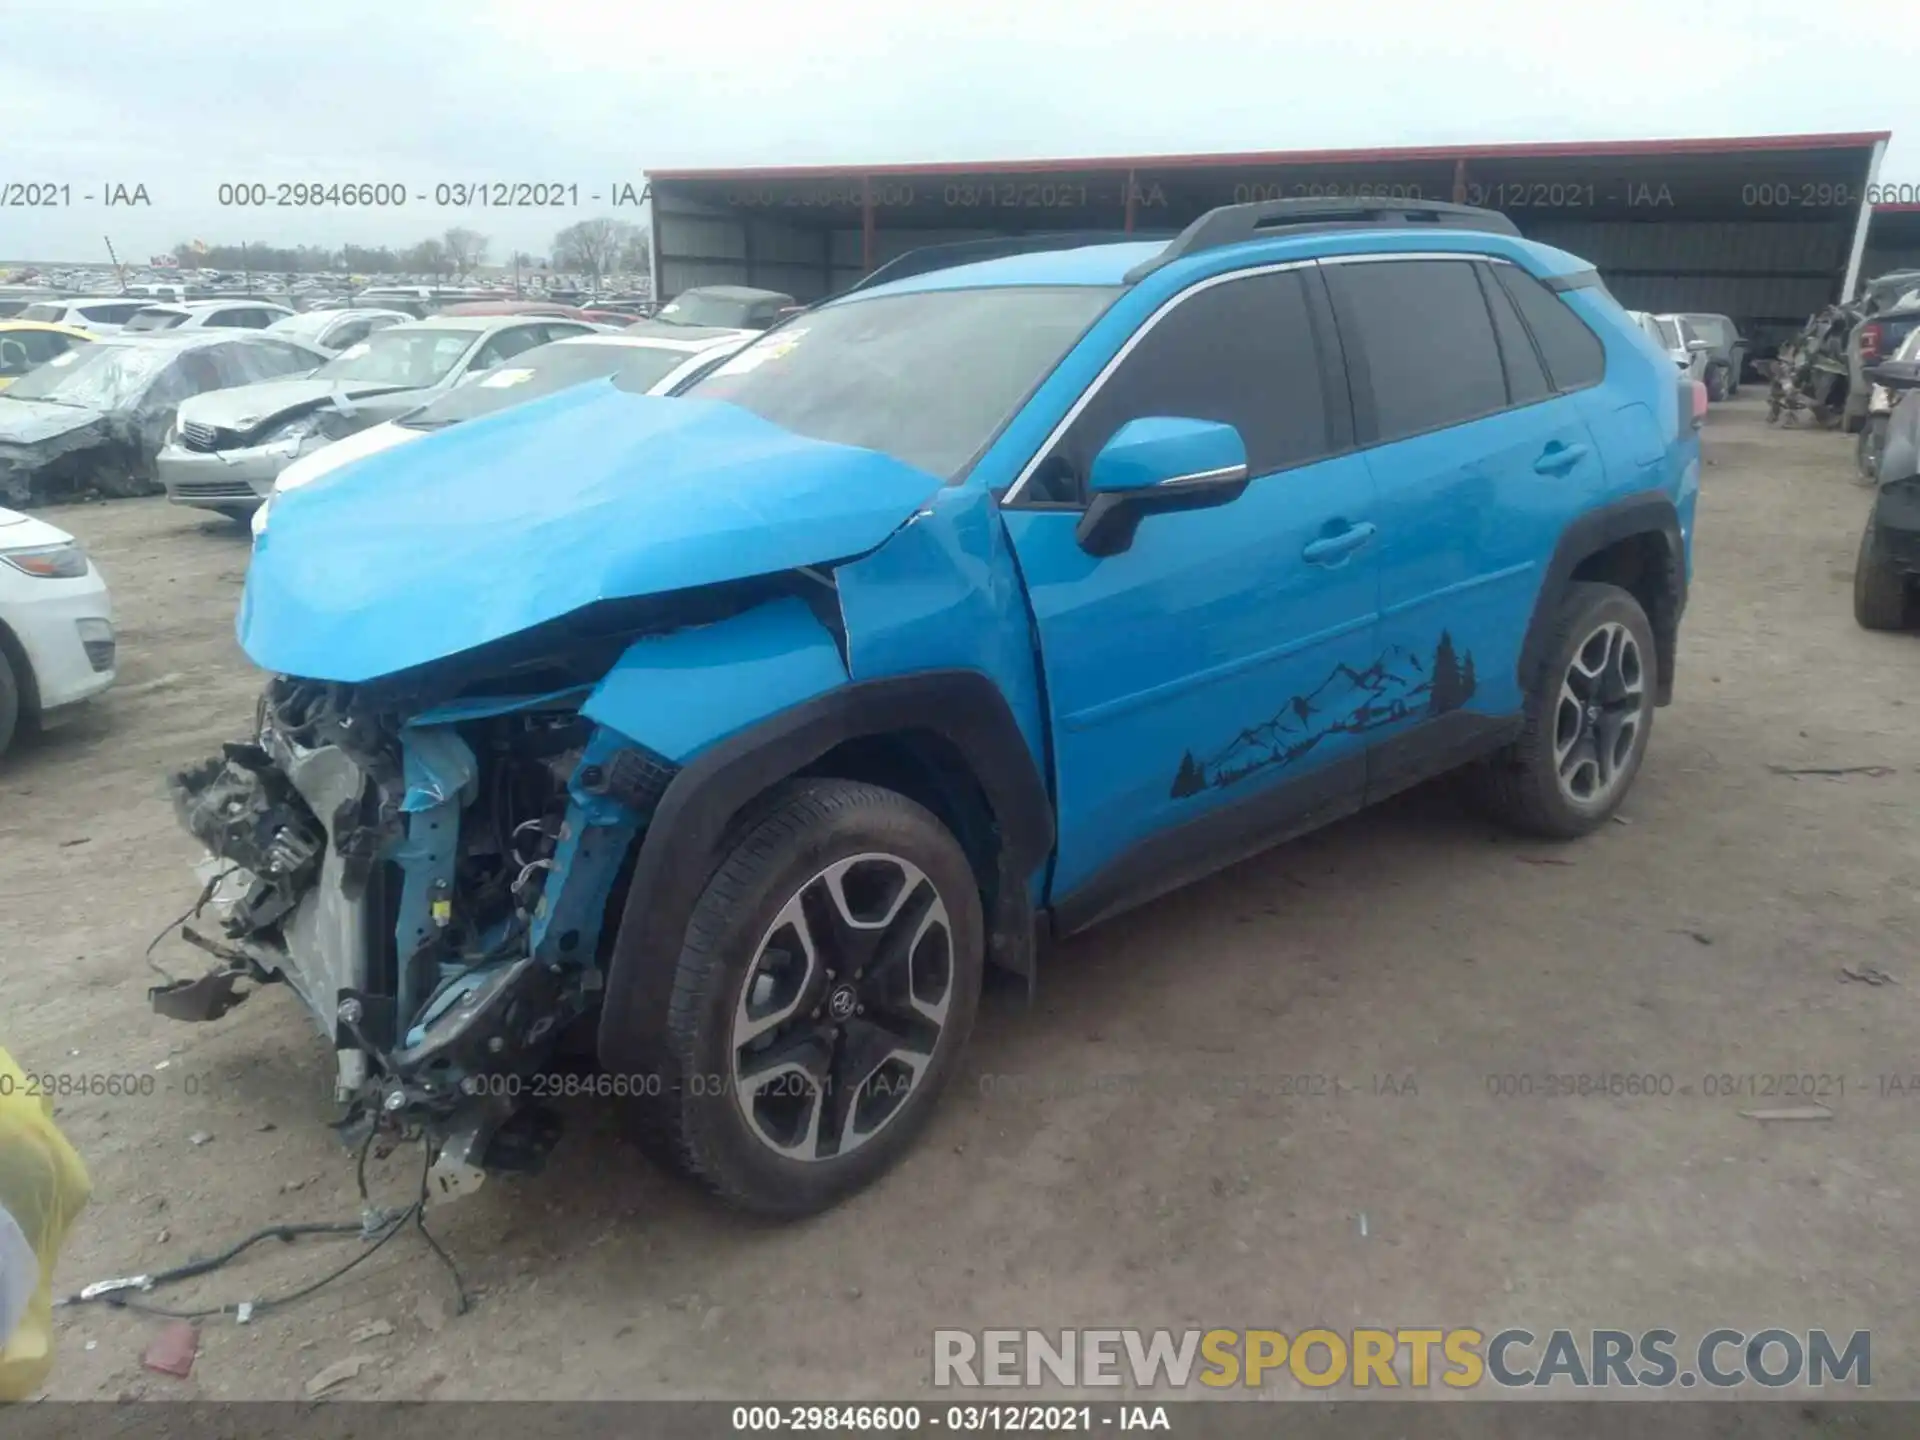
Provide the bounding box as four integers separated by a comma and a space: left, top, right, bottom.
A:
163, 199, 1701, 1216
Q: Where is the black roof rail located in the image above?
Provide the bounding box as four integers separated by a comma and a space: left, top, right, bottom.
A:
841, 230, 1177, 297
1122, 198, 1520, 283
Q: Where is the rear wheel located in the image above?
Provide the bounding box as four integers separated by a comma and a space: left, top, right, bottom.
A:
1854, 514, 1915, 631
622, 778, 984, 1217
1704, 363, 1729, 403
1466, 582, 1656, 838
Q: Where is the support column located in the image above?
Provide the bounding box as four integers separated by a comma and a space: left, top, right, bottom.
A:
1841, 139, 1888, 302
1452, 158, 1468, 205
1125, 168, 1137, 232
862, 174, 876, 272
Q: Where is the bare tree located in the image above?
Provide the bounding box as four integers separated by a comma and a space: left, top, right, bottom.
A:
442, 227, 490, 279
552, 217, 641, 283
406, 237, 450, 282
619, 226, 651, 276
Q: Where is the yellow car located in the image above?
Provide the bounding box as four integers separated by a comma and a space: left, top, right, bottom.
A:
0, 323, 92, 392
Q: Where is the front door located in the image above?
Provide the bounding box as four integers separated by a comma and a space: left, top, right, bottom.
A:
1000, 264, 1384, 929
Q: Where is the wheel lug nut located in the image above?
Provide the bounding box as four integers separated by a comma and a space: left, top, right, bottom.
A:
855, 1004, 865, 1015
811, 1006, 821, 1018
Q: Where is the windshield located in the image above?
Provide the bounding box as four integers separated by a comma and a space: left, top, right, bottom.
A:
400, 341, 691, 430
123, 309, 187, 332
683, 286, 1116, 478
314, 327, 475, 387
656, 291, 778, 328
1, 340, 169, 409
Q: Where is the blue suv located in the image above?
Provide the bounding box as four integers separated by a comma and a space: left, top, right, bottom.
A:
164, 199, 1701, 1216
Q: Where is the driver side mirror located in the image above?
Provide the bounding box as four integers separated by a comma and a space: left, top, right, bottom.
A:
1075, 416, 1250, 558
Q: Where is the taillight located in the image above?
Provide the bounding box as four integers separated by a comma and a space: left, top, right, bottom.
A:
1680, 377, 1707, 431
1860, 322, 1883, 362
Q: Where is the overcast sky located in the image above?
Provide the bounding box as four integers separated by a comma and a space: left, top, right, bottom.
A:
2, 0, 1911, 266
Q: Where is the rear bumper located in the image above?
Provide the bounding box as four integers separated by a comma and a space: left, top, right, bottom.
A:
158, 443, 287, 510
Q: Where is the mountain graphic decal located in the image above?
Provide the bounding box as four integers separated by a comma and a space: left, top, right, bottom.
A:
1170, 631, 1477, 798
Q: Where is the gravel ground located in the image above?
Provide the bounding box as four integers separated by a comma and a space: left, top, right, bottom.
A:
2, 393, 1914, 1404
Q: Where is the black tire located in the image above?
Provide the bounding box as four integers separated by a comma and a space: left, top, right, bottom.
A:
1856, 416, 1888, 483
621, 778, 984, 1217
1704, 363, 1729, 403
1466, 582, 1657, 839
1854, 514, 1915, 631
0, 645, 18, 759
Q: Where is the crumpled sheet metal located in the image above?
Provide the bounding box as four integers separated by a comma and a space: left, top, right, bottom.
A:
239, 383, 943, 684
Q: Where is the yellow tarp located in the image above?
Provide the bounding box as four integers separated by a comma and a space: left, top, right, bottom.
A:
0, 1047, 91, 1402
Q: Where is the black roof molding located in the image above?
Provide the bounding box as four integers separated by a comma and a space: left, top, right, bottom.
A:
1121, 198, 1522, 282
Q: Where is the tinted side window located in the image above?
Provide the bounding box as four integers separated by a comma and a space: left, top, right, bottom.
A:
1327, 259, 1506, 443
1478, 264, 1551, 406
1496, 266, 1605, 390
325, 319, 373, 350
1040, 269, 1333, 500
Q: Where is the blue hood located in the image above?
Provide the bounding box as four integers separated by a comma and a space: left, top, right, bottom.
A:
239, 381, 944, 682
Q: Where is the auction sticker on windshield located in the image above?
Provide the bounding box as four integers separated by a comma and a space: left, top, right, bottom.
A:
713, 329, 807, 376
478, 367, 536, 389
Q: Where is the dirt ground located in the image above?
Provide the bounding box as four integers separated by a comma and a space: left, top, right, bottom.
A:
3, 393, 1915, 1404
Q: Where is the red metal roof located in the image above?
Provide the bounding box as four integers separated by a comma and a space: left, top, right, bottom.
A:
650, 132, 1892, 183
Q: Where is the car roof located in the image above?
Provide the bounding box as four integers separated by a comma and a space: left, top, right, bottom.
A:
0, 320, 93, 338
846, 220, 1592, 304
49, 295, 145, 307
553, 330, 749, 354
94, 329, 313, 350
385, 315, 550, 333
676, 285, 795, 302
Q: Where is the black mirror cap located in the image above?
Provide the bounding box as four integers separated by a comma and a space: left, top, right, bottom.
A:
1074, 470, 1251, 557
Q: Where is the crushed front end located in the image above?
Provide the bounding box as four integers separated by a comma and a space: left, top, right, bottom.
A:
163, 674, 672, 1188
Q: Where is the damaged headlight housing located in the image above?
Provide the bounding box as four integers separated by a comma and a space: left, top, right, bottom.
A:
259, 412, 329, 456
0, 541, 88, 579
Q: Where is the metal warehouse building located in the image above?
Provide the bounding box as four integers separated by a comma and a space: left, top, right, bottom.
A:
648, 131, 1890, 351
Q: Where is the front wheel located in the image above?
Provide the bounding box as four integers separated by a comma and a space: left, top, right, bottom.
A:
1465, 582, 1657, 838
621, 778, 984, 1217
1854, 514, 1915, 631
0, 645, 19, 759
1856, 416, 1889, 483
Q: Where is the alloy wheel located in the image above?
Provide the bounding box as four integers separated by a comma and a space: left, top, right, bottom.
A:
730, 853, 954, 1162
1552, 621, 1647, 809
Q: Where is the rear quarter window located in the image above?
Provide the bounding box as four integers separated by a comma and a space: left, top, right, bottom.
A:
1495, 267, 1606, 391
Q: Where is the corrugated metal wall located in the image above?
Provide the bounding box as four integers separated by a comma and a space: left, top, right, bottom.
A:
1524, 218, 1852, 322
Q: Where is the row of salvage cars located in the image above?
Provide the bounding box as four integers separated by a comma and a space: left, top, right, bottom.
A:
0, 304, 772, 759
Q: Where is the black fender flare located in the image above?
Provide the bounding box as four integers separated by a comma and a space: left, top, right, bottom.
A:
1517, 491, 1687, 705
596, 669, 1054, 1068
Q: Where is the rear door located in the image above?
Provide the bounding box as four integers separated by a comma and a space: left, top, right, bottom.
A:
1321, 254, 1607, 801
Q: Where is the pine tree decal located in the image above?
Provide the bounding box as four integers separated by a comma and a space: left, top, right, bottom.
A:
1429, 631, 1463, 715
1460, 652, 1477, 704
1170, 751, 1206, 798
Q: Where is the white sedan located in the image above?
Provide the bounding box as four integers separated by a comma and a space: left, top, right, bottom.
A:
252, 329, 755, 538
0, 508, 115, 756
